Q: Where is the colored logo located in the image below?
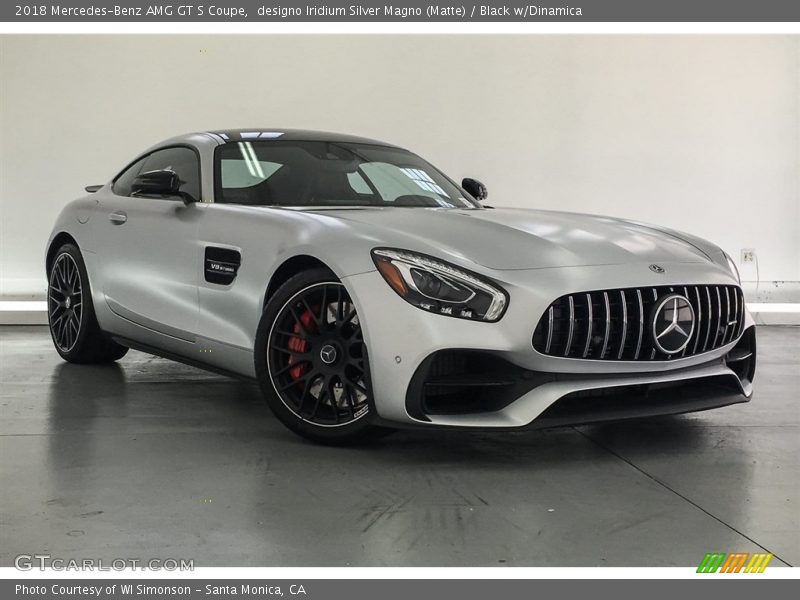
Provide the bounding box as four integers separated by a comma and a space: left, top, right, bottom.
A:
697, 552, 773, 573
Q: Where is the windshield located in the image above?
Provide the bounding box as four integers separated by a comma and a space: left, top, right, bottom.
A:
214, 140, 480, 209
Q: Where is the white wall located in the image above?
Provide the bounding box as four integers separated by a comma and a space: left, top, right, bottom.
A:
1, 35, 798, 297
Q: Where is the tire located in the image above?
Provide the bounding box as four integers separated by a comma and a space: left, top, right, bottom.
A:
47, 243, 128, 364
254, 268, 392, 445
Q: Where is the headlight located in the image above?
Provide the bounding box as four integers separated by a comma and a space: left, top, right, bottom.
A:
724, 251, 741, 285
371, 248, 508, 322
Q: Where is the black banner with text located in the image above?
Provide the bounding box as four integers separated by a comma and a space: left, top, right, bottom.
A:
3, 579, 797, 600
4, 0, 800, 22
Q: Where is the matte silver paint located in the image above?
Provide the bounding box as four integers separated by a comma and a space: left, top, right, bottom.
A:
46, 130, 754, 428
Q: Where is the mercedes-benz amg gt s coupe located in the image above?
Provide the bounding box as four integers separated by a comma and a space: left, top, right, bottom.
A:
46, 129, 756, 443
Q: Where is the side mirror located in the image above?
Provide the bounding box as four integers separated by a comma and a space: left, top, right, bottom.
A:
462, 178, 488, 201
131, 169, 190, 201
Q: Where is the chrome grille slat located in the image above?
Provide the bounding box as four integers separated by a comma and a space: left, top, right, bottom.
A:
692, 286, 702, 355
703, 287, 712, 352
533, 284, 745, 362
564, 296, 575, 357
634, 289, 644, 360
681, 286, 690, 358
650, 288, 657, 361
544, 306, 554, 354
723, 287, 731, 345
617, 290, 627, 360
600, 292, 611, 359
582, 293, 592, 358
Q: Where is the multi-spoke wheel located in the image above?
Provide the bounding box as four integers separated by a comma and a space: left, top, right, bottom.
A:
46, 243, 128, 363
255, 268, 390, 444
49, 252, 83, 353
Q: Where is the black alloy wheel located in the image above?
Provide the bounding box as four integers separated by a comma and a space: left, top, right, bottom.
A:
267, 281, 370, 427
48, 252, 83, 352
46, 243, 128, 363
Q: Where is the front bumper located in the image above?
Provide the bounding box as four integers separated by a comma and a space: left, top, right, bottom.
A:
343, 261, 755, 429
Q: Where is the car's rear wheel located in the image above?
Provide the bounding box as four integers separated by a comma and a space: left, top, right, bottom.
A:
255, 268, 390, 444
47, 243, 128, 363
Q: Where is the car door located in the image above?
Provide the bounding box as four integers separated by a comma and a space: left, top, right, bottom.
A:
96, 146, 202, 342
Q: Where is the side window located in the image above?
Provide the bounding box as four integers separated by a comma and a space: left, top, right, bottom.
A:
140, 147, 201, 202
111, 157, 146, 197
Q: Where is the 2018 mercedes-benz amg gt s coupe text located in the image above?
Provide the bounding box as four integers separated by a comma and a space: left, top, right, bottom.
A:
46, 129, 756, 443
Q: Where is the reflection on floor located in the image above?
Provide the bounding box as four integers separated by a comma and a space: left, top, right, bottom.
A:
0, 326, 797, 567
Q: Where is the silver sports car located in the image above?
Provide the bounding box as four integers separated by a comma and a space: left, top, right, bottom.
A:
46, 129, 756, 443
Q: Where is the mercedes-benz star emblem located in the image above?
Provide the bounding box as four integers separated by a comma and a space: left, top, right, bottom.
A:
320, 344, 337, 365
652, 294, 695, 354
649, 264, 665, 274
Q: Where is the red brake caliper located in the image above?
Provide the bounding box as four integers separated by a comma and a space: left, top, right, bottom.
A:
288, 308, 317, 381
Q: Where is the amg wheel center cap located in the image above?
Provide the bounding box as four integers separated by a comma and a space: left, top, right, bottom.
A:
319, 344, 338, 365
652, 294, 695, 354
65, 297, 71, 309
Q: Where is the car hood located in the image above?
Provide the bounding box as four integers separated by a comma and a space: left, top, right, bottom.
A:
303, 207, 712, 271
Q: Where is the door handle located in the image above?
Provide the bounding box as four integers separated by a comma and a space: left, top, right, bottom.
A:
109, 211, 127, 225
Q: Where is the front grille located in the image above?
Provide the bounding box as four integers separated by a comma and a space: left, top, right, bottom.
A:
532, 285, 745, 361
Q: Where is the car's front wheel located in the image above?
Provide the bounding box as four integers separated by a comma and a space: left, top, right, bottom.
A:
255, 268, 389, 444
47, 243, 128, 363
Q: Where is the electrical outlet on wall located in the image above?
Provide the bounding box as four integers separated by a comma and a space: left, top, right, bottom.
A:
741, 248, 756, 264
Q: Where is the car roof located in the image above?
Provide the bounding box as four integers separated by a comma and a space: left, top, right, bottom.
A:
198, 128, 402, 148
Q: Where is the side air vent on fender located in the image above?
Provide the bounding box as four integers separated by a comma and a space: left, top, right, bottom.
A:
204, 247, 241, 285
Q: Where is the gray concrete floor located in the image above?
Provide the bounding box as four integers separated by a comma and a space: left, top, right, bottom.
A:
1, 325, 798, 567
